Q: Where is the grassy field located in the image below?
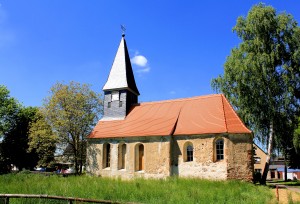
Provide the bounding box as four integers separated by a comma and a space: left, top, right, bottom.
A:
0, 172, 275, 204
269, 180, 300, 187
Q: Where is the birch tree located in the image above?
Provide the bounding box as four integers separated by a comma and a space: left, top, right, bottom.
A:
212, 3, 300, 184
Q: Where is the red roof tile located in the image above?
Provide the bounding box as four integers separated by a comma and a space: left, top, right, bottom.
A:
88, 94, 251, 139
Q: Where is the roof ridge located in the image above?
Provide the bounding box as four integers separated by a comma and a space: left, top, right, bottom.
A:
134, 94, 223, 106
169, 103, 184, 135
253, 143, 267, 155
221, 95, 252, 133
220, 95, 229, 133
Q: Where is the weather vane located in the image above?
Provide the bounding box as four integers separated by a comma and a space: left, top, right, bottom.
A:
121, 24, 126, 36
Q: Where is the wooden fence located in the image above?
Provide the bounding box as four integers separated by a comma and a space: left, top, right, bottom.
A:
0, 194, 136, 204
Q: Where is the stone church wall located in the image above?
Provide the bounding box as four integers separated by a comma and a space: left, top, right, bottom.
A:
86, 136, 171, 179
171, 134, 253, 181
87, 134, 253, 181
171, 135, 227, 180
226, 134, 253, 181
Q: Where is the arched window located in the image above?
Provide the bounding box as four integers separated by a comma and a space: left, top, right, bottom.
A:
183, 142, 193, 162
215, 139, 224, 161
103, 143, 111, 168
135, 144, 144, 171
186, 145, 193, 162
118, 143, 126, 170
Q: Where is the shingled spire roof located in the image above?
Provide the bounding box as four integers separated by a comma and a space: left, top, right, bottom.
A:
103, 34, 140, 96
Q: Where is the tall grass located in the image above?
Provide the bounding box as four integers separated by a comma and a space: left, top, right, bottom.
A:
0, 173, 274, 203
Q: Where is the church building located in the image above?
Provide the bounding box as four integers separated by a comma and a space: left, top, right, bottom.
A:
86, 34, 253, 181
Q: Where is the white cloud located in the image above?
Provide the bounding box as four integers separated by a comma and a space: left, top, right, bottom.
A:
131, 51, 151, 73
136, 67, 150, 73
131, 55, 148, 67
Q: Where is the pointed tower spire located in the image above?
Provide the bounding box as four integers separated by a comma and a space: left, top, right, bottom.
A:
103, 35, 139, 95
102, 34, 140, 121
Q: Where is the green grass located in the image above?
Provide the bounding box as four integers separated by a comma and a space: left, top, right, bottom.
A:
268, 180, 300, 188
277, 181, 300, 187
0, 173, 274, 204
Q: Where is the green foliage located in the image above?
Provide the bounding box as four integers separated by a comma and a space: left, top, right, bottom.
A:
211, 3, 300, 180
212, 3, 300, 136
28, 110, 58, 166
290, 118, 300, 168
1, 107, 39, 171
0, 174, 274, 204
0, 85, 19, 137
294, 118, 300, 151
43, 81, 102, 174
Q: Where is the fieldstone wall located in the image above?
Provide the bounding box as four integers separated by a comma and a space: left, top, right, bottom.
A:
86, 136, 171, 179
226, 134, 253, 181
171, 135, 227, 180
171, 134, 253, 180
86, 133, 253, 181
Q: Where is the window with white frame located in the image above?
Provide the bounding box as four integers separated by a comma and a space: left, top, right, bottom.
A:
215, 139, 224, 161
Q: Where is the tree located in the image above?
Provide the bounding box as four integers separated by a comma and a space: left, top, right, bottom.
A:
0, 85, 19, 137
43, 81, 102, 174
291, 117, 300, 168
212, 4, 300, 184
28, 110, 58, 166
1, 106, 39, 170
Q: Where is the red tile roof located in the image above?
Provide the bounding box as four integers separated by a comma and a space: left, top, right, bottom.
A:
88, 94, 251, 139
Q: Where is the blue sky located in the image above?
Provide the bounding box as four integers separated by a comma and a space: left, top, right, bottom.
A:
1, 1, 300, 107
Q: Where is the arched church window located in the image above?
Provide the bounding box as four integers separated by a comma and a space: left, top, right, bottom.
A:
183, 142, 193, 162
103, 143, 111, 168
186, 145, 193, 162
118, 143, 126, 170
135, 144, 144, 171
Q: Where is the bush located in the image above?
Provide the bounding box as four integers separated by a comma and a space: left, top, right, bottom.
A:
18, 170, 31, 174
0, 161, 10, 174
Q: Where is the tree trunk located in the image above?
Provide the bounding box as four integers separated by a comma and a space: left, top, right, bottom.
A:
72, 143, 79, 175
284, 154, 288, 181
79, 141, 83, 174
261, 123, 274, 185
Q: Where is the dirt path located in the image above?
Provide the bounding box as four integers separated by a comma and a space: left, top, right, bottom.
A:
272, 188, 300, 203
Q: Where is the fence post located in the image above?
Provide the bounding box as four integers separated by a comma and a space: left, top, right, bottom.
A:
68, 199, 72, 204
4, 197, 9, 204
276, 185, 279, 201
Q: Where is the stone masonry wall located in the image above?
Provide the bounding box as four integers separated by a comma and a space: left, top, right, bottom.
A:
87, 134, 253, 181
226, 134, 253, 181
171, 135, 227, 180
86, 136, 171, 179
171, 134, 253, 180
